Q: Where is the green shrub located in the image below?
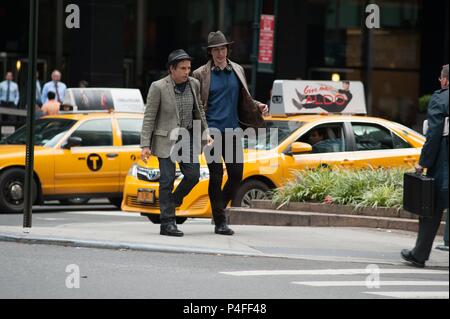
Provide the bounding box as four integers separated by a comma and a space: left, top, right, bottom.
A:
273, 167, 409, 209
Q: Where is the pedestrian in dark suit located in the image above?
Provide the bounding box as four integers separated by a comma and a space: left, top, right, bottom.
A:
402, 64, 449, 267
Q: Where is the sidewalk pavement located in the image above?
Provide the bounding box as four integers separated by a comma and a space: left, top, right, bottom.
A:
0, 214, 448, 268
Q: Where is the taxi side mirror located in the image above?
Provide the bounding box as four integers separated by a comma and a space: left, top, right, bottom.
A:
290, 142, 312, 154
63, 136, 82, 149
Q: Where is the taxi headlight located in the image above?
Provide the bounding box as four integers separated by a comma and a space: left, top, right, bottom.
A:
129, 165, 209, 181
128, 164, 138, 177
199, 167, 210, 180
128, 164, 161, 182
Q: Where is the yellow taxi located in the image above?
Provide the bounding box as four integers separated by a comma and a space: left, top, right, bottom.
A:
0, 111, 144, 213
121, 80, 425, 223
122, 114, 424, 223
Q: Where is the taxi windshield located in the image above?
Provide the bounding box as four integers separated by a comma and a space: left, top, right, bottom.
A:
1, 118, 76, 147
243, 120, 303, 150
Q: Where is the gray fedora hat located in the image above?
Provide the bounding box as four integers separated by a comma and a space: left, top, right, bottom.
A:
166, 49, 193, 68
205, 31, 234, 49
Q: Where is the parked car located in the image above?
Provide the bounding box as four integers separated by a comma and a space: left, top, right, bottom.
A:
0, 112, 143, 213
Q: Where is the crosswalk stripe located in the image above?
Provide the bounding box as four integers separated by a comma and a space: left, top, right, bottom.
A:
220, 269, 449, 276
291, 281, 449, 287
363, 291, 449, 299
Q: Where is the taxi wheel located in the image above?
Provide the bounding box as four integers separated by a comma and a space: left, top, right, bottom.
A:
232, 180, 270, 208
142, 214, 187, 225
0, 168, 37, 213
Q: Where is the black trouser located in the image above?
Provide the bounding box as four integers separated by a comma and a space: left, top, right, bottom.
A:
205, 132, 244, 227
158, 132, 200, 226
412, 207, 446, 262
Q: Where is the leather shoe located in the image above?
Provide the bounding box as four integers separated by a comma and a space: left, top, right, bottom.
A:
215, 224, 235, 236
160, 224, 184, 237
401, 249, 425, 268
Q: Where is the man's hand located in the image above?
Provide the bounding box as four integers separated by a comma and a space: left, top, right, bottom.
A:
141, 147, 151, 164
259, 104, 269, 116
415, 164, 424, 175
206, 135, 214, 147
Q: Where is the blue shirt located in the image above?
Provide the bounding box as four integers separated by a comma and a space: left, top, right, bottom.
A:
207, 70, 240, 133
0, 80, 20, 106
41, 81, 67, 104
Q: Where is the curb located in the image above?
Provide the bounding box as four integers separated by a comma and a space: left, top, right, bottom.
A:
1, 232, 434, 266
0, 233, 263, 258
227, 207, 446, 235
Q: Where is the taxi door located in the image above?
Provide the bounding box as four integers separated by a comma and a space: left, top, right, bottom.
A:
281, 122, 355, 182
54, 118, 121, 195
114, 117, 143, 190
348, 121, 419, 169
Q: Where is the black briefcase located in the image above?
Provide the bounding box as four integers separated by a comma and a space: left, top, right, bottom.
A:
403, 172, 435, 218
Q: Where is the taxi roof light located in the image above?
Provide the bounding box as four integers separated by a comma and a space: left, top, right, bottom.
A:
269, 80, 367, 117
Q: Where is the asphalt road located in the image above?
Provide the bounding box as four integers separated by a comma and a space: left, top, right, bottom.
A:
0, 241, 448, 299
0, 202, 448, 299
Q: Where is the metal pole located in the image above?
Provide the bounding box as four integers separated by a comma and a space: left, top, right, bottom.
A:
23, 0, 39, 229
250, 0, 261, 96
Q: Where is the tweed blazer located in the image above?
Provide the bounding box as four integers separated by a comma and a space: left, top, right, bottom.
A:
140, 75, 208, 158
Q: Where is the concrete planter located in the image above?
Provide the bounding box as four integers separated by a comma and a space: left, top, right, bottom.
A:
250, 200, 419, 220
225, 200, 446, 235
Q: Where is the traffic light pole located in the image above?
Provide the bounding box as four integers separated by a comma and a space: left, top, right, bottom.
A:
23, 0, 39, 230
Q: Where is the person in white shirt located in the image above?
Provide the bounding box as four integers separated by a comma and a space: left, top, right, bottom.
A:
0, 71, 20, 122
0, 72, 19, 107
41, 70, 67, 104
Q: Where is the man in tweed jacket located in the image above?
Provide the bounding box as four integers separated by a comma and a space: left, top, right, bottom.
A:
140, 49, 211, 237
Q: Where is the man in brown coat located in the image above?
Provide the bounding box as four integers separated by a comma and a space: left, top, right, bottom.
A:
193, 31, 269, 235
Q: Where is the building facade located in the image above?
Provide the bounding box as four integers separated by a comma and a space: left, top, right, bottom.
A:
0, 0, 448, 128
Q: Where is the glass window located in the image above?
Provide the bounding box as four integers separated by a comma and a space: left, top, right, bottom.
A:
117, 118, 143, 146
0, 118, 76, 147
392, 133, 412, 149
70, 119, 113, 147
352, 123, 395, 151
243, 120, 303, 150
298, 123, 346, 153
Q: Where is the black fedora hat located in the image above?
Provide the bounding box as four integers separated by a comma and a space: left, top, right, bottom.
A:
204, 31, 234, 49
167, 49, 193, 68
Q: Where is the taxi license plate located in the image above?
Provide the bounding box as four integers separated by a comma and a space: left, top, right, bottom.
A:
137, 189, 155, 204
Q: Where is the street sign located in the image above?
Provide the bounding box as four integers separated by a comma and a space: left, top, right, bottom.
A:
258, 14, 275, 73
